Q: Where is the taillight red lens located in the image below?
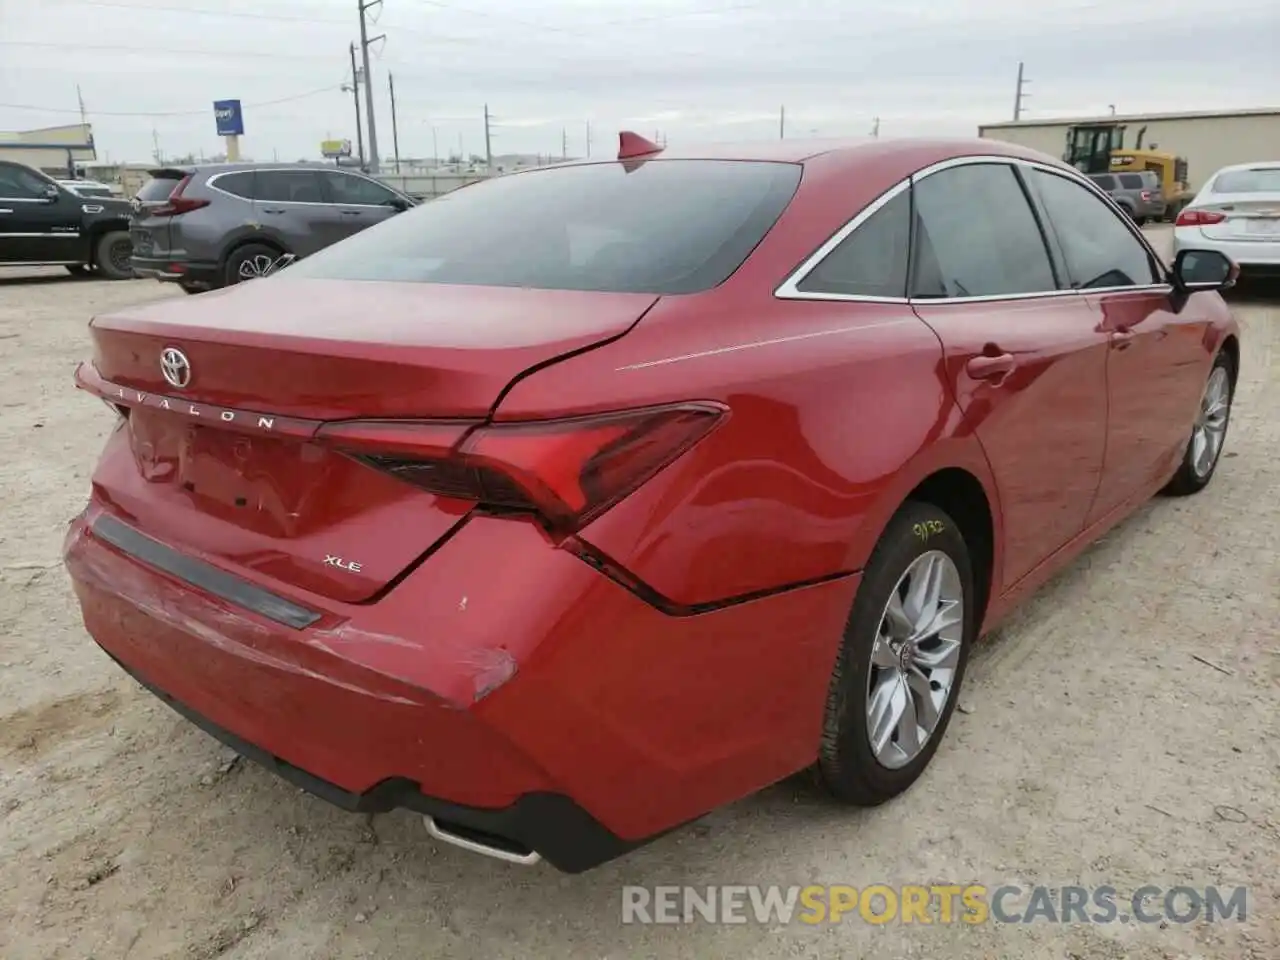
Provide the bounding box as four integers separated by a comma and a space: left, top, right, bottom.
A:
150, 175, 210, 217
1140, 190, 1152, 201
1176, 208, 1226, 227
317, 403, 726, 532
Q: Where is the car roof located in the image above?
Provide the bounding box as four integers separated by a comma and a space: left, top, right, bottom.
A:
1208, 160, 1280, 175
147, 161, 356, 176
602, 135, 1057, 166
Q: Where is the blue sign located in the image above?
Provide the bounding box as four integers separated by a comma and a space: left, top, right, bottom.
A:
213, 99, 244, 136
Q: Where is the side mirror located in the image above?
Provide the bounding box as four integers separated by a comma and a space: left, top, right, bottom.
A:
1172, 249, 1237, 292
42, 183, 60, 202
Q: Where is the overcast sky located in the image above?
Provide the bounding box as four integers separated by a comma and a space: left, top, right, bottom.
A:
2, 0, 1276, 164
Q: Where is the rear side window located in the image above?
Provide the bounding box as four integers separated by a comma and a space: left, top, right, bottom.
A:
285, 160, 802, 294
1118, 173, 1145, 189
212, 172, 254, 198
136, 175, 183, 201
1029, 169, 1160, 289
911, 163, 1057, 298
254, 170, 325, 204
797, 190, 910, 298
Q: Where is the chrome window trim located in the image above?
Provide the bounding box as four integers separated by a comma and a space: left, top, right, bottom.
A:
775, 153, 1171, 305
207, 169, 405, 209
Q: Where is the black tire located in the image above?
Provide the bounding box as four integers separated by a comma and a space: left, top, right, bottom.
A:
1117, 204, 1137, 222
1134, 215, 1147, 227
815, 501, 976, 806
224, 243, 284, 287
94, 231, 134, 280
179, 283, 204, 295
1161, 350, 1235, 496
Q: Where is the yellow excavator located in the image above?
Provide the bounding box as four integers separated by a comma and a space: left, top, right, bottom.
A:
1063, 123, 1192, 221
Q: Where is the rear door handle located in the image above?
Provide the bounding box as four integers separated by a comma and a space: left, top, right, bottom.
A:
1112, 327, 1135, 350
966, 353, 1016, 380
340, 209, 362, 216
261, 207, 286, 215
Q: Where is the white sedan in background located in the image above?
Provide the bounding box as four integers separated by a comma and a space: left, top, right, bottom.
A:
1174, 162, 1280, 279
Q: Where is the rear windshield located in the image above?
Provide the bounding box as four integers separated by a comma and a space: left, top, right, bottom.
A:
285, 159, 802, 294
136, 174, 185, 201
1212, 168, 1280, 194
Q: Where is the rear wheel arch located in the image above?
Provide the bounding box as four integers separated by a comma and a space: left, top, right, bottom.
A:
901, 469, 996, 631
221, 234, 288, 268
84, 219, 131, 261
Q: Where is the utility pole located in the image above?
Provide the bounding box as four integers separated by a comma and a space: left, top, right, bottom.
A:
585, 120, 592, 158
152, 127, 162, 165
344, 43, 365, 167
871, 116, 880, 137
357, 0, 384, 172
388, 72, 401, 173
779, 104, 785, 140
1013, 60, 1030, 121
483, 104, 493, 170
561, 126, 568, 160
431, 126, 439, 165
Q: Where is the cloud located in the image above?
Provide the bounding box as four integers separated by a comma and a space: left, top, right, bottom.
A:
1, 0, 1275, 162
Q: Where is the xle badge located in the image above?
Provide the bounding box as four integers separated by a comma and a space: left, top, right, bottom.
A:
324, 554, 363, 573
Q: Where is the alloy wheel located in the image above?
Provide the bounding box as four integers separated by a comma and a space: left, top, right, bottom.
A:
237, 254, 279, 281
866, 550, 965, 770
1190, 366, 1230, 478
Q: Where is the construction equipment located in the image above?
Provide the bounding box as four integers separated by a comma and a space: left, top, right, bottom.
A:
1064, 122, 1191, 220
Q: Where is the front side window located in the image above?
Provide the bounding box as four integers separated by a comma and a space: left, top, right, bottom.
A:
911, 163, 1057, 298
0, 163, 51, 199
1030, 169, 1160, 289
796, 190, 911, 298
286, 159, 802, 294
323, 172, 399, 206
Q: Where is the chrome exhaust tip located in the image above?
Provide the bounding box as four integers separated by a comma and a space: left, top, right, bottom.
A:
423, 815, 542, 866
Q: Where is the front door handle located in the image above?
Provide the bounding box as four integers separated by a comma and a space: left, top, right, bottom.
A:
260, 207, 286, 215
966, 352, 1017, 380
340, 209, 362, 216
1112, 327, 1134, 350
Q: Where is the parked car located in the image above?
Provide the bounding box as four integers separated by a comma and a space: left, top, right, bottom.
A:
66, 135, 1239, 872
129, 162, 417, 294
1174, 161, 1280, 280
1087, 170, 1166, 224
57, 178, 117, 200
0, 160, 134, 278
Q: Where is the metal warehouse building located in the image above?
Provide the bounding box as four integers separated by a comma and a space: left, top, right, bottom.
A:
978, 107, 1280, 192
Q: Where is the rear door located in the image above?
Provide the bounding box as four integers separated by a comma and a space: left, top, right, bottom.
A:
908, 160, 1109, 590
318, 171, 403, 245
1026, 166, 1206, 522
250, 168, 331, 256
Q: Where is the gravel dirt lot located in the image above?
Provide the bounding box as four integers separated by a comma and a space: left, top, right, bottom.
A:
1, 228, 1277, 959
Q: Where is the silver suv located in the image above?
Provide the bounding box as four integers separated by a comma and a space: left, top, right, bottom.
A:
129, 162, 416, 293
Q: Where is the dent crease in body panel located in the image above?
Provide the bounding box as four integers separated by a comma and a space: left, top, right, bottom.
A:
65, 521, 426, 707
307, 622, 518, 705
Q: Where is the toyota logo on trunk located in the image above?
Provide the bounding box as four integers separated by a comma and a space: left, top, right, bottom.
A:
160, 347, 192, 388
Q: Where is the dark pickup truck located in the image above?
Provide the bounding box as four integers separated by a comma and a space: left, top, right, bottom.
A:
0, 160, 134, 278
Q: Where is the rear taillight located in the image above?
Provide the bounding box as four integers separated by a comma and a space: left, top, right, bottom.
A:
1140, 190, 1152, 201
1176, 209, 1226, 227
317, 404, 726, 533
149, 175, 210, 217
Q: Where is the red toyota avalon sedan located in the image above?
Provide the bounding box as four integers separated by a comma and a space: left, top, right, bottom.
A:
65, 134, 1239, 871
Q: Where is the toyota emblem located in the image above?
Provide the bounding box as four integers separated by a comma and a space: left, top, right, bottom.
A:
160, 347, 192, 388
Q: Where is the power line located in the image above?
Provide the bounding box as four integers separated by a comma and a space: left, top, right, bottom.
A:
0, 40, 345, 61
0, 83, 346, 118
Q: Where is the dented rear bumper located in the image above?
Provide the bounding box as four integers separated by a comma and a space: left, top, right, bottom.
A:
63, 503, 859, 870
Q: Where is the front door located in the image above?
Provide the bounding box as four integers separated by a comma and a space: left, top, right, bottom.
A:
318, 171, 403, 245
1023, 167, 1209, 523
0, 163, 86, 263
907, 160, 1110, 591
